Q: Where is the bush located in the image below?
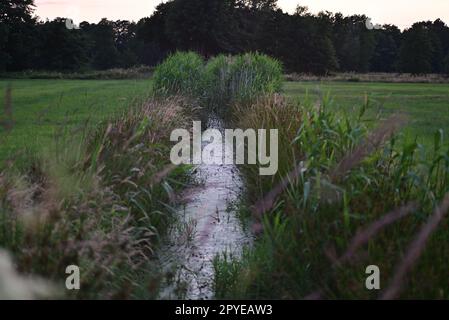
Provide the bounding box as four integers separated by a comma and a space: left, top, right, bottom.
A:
204, 53, 283, 111
152, 51, 204, 97
152, 52, 283, 112
443, 53, 449, 76
215, 94, 449, 299
0, 96, 194, 299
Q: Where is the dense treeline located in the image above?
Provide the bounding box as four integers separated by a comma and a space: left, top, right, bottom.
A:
1, 0, 449, 75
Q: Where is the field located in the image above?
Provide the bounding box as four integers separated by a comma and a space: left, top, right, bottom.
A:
0, 79, 151, 163
2, 80, 448, 165
284, 81, 449, 145
2, 74, 449, 299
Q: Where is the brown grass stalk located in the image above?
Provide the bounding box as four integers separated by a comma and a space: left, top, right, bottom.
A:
380, 193, 449, 300
252, 114, 407, 221
330, 114, 407, 181
302, 202, 416, 300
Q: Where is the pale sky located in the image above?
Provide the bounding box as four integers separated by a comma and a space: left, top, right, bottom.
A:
34, 0, 449, 29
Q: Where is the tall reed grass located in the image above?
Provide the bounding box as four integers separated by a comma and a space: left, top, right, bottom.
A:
215, 94, 449, 299
152, 52, 283, 114
152, 52, 204, 98
0, 95, 193, 299
203, 53, 283, 111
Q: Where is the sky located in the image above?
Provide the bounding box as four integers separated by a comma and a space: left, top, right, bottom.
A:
34, 0, 449, 29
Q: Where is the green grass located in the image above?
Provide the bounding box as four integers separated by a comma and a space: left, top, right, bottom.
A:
2, 80, 447, 165
216, 92, 449, 300
0, 79, 151, 163
284, 81, 449, 145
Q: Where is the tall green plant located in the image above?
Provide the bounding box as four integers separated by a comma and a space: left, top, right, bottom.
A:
204, 53, 283, 111
152, 51, 204, 97
153, 52, 283, 112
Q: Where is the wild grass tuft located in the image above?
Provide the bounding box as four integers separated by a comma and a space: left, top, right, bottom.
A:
152, 52, 204, 98
0, 95, 194, 299
215, 93, 449, 299
203, 53, 283, 111
152, 52, 283, 114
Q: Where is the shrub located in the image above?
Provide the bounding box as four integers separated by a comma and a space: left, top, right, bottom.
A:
0, 96, 194, 299
152, 51, 204, 97
152, 52, 283, 112
215, 94, 449, 299
204, 53, 283, 111
443, 53, 449, 76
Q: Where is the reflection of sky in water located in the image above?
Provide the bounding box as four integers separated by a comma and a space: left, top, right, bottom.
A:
158, 117, 253, 300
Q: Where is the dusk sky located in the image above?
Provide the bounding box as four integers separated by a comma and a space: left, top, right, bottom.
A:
34, 0, 449, 29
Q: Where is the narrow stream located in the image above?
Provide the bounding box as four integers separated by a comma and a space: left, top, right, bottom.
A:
158, 116, 253, 300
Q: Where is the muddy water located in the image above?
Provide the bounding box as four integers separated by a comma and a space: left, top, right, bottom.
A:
158, 117, 253, 300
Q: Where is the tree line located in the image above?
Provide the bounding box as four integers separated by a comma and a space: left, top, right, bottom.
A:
1, 0, 449, 75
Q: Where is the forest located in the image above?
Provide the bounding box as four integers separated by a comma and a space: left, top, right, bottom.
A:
1, 0, 449, 75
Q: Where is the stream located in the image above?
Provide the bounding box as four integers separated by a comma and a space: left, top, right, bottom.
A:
158, 116, 253, 300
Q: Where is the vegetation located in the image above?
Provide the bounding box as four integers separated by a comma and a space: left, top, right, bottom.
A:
2, 69, 449, 299
2, 1, 449, 76
153, 51, 283, 112
0, 80, 196, 298
214, 93, 449, 299
0, 79, 150, 162
152, 52, 204, 97
204, 53, 283, 109
149, 51, 449, 299
283, 81, 449, 145
0, 66, 154, 80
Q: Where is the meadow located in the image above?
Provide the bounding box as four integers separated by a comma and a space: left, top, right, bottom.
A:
1, 61, 449, 299
284, 81, 449, 145
2, 79, 448, 165
0, 79, 150, 163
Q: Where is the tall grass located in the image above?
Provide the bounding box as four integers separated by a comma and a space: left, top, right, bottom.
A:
0, 96, 194, 299
152, 52, 204, 98
203, 53, 283, 111
152, 52, 283, 113
215, 94, 449, 299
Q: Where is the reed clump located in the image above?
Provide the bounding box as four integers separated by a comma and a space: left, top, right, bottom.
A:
0, 96, 193, 299
215, 93, 449, 300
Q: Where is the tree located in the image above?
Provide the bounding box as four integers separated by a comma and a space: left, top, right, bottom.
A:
371, 25, 401, 72
36, 19, 89, 71
235, 0, 278, 11
82, 19, 120, 70
399, 24, 434, 74
443, 53, 449, 75
112, 20, 139, 68
0, 0, 37, 71
164, 0, 235, 55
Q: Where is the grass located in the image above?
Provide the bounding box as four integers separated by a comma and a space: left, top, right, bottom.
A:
284, 81, 449, 146
203, 53, 283, 111
153, 52, 283, 115
0, 92, 195, 299
2, 62, 449, 300
0, 66, 154, 80
0, 79, 151, 163
214, 93, 449, 299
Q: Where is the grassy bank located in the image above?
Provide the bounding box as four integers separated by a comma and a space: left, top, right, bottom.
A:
0, 85, 194, 298
214, 93, 449, 299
